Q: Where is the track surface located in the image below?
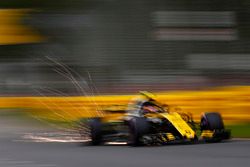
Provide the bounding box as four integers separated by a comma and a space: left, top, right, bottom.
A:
0, 114, 250, 167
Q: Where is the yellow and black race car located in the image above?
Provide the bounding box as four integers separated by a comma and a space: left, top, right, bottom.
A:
80, 102, 230, 146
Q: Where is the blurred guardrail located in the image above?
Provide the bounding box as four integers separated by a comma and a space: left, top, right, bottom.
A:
0, 86, 250, 124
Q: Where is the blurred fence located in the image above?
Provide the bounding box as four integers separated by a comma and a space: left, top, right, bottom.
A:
0, 86, 250, 124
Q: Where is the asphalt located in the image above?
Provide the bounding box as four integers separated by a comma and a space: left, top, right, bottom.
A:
0, 112, 250, 167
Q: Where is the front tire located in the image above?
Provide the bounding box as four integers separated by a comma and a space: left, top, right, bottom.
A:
201, 112, 229, 142
201, 112, 224, 130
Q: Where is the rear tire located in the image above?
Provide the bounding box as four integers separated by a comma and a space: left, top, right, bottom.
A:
89, 118, 103, 145
128, 117, 149, 146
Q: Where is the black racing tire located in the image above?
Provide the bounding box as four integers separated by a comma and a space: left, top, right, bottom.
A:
128, 117, 150, 146
201, 112, 224, 130
89, 118, 103, 145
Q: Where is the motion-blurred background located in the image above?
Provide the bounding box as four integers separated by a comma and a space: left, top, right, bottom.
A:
0, 0, 250, 137
2, 0, 250, 94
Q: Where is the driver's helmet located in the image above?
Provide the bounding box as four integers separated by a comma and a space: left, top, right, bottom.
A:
127, 91, 156, 112
139, 91, 156, 101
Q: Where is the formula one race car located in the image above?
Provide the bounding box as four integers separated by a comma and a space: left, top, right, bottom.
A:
80, 102, 230, 146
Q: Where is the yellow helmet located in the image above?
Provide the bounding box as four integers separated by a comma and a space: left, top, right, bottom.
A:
139, 91, 156, 100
